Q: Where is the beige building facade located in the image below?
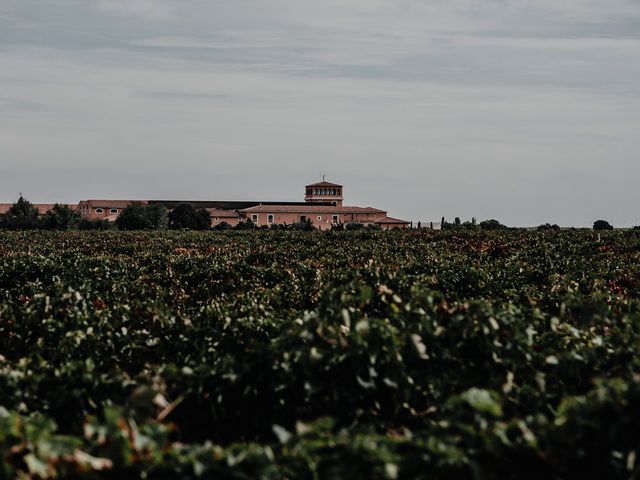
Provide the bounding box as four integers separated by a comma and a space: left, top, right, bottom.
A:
2, 180, 410, 229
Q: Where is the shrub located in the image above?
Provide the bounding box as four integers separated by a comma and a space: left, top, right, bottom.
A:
479, 219, 507, 230
234, 219, 256, 230
41, 204, 81, 230
168, 204, 211, 230
146, 204, 169, 230
593, 220, 613, 231
291, 219, 315, 231
78, 218, 113, 230
116, 202, 153, 230
537, 223, 560, 231
345, 222, 364, 230
214, 221, 232, 231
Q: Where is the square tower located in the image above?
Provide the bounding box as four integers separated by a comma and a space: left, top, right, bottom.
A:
305, 180, 343, 206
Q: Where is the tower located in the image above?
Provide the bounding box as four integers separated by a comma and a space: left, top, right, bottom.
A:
305, 178, 343, 206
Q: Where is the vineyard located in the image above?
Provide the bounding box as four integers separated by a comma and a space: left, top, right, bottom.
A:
1, 229, 640, 479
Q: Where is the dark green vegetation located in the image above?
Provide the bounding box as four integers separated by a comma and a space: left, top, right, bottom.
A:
2, 229, 640, 479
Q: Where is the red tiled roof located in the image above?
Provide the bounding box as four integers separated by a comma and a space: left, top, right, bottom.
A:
306, 181, 343, 188
80, 200, 143, 208
374, 216, 410, 224
240, 204, 385, 214
207, 208, 241, 218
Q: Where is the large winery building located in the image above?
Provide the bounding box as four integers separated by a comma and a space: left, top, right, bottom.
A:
1, 180, 409, 230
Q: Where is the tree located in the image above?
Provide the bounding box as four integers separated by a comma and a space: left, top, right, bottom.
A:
1, 196, 40, 230
234, 219, 256, 230
537, 223, 560, 231
213, 221, 232, 231
168, 204, 211, 230
292, 219, 315, 231
479, 219, 506, 230
78, 218, 112, 230
345, 222, 364, 231
116, 202, 153, 230
116, 203, 168, 230
146, 204, 168, 230
593, 220, 613, 231
454, 217, 461, 227
41, 204, 81, 230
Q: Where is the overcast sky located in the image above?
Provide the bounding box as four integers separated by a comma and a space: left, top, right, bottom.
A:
1, 0, 639, 226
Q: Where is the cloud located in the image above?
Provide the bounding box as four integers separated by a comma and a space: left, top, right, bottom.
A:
95, 0, 173, 21
1, 0, 639, 226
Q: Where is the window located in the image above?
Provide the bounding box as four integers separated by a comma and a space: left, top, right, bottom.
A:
267, 214, 274, 224
214, 217, 219, 221
251, 214, 259, 223
332, 215, 339, 223
299, 215, 307, 223
110, 209, 118, 214
95, 208, 104, 214
317, 215, 322, 221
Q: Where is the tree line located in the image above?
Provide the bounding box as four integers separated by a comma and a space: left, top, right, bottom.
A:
0, 196, 627, 231
0, 197, 214, 231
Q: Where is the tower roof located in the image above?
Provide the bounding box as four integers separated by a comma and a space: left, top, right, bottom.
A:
306, 181, 343, 188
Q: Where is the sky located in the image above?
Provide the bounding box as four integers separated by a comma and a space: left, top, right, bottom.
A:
1, 0, 639, 226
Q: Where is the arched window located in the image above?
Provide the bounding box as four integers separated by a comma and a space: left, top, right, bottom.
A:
110, 209, 118, 214
95, 208, 104, 214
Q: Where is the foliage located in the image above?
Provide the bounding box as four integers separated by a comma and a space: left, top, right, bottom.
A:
41, 204, 82, 230
537, 223, 561, 231
213, 221, 232, 230
479, 219, 507, 230
116, 202, 168, 230
234, 219, 256, 230
1, 229, 640, 478
168, 203, 211, 230
594, 220, 614, 231
78, 218, 113, 231
0, 196, 40, 229
146, 203, 169, 230
291, 219, 316, 231
345, 222, 364, 230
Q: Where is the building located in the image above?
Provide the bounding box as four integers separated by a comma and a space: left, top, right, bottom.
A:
0, 203, 78, 216
1, 180, 410, 230
78, 200, 137, 222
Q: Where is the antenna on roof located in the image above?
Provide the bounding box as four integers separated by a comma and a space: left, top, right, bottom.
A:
322, 174, 325, 182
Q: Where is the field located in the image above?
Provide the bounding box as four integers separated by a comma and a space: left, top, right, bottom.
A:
1, 229, 640, 479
